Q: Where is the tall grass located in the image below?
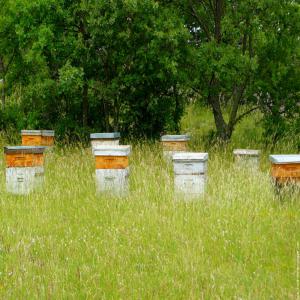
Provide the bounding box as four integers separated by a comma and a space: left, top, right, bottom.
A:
0, 108, 299, 299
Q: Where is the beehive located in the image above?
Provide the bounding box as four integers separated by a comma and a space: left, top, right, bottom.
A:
161, 135, 190, 159
42, 130, 55, 147
21, 130, 55, 147
173, 152, 208, 199
4, 146, 46, 194
233, 149, 260, 168
269, 154, 300, 185
21, 130, 43, 146
93, 145, 131, 196
90, 132, 120, 151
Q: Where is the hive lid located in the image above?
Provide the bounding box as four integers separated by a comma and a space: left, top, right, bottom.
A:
173, 152, 208, 161
21, 130, 42, 136
42, 130, 55, 136
90, 132, 120, 139
233, 149, 260, 156
4, 146, 46, 154
161, 134, 190, 142
93, 145, 131, 156
269, 154, 300, 164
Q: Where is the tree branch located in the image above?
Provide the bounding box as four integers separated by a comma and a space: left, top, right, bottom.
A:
234, 106, 260, 125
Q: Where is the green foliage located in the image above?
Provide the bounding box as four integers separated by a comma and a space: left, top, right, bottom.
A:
0, 0, 189, 138
179, 0, 300, 141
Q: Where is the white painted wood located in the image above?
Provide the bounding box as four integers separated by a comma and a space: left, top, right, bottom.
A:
95, 168, 129, 196
173, 152, 208, 175
93, 145, 131, 157
173, 160, 207, 175
174, 174, 206, 198
269, 154, 300, 164
161, 134, 190, 142
90, 132, 120, 139
91, 139, 120, 151
42, 130, 55, 137
233, 149, 260, 156
21, 130, 42, 136
233, 149, 260, 169
173, 152, 208, 161
6, 166, 44, 195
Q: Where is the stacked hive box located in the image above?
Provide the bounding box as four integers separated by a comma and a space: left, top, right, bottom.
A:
93, 145, 131, 196
21, 130, 55, 147
173, 152, 208, 199
90, 133, 120, 151
4, 146, 46, 194
41, 130, 55, 147
161, 135, 190, 159
270, 155, 300, 185
21, 130, 43, 146
233, 149, 260, 169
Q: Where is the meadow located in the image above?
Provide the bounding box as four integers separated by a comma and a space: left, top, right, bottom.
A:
0, 106, 299, 299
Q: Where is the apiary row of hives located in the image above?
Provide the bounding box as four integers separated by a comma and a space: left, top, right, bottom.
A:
3, 131, 300, 196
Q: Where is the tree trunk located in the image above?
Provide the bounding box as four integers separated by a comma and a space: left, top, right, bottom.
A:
82, 82, 88, 127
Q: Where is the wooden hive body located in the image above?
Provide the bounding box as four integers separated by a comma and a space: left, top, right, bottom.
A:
161, 135, 190, 159
93, 145, 131, 196
21, 130, 55, 147
172, 152, 209, 199
91, 133, 120, 150
270, 155, 300, 184
4, 146, 46, 194
233, 149, 260, 169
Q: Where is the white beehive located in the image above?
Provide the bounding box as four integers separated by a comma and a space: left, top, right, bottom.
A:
172, 152, 208, 199
90, 132, 120, 151
93, 145, 131, 196
161, 134, 190, 159
4, 146, 46, 195
233, 149, 260, 169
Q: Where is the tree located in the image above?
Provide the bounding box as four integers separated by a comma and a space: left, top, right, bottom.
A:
0, 0, 189, 138
179, 0, 299, 141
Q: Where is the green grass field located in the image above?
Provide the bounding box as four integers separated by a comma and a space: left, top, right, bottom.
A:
0, 106, 299, 299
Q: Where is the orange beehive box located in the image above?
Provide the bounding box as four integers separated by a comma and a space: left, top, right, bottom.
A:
21, 130, 43, 146
270, 155, 300, 184
93, 146, 131, 170
42, 130, 55, 146
161, 135, 190, 151
21, 130, 55, 146
4, 146, 46, 168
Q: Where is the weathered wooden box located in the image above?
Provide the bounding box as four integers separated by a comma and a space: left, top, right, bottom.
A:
233, 149, 260, 168
4, 146, 46, 194
161, 135, 190, 158
21, 130, 43, 146
93, 145, 131, 196
42, 130, 55, 147
90, 132, 120, 149
173, 152, 208, 199
269, 154, 300, 184
21, 130, 55, 147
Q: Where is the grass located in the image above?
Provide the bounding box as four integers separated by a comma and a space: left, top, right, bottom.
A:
0, 107, 299, 299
